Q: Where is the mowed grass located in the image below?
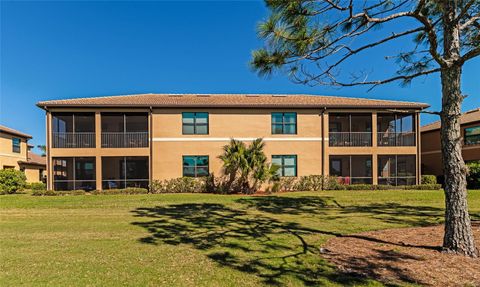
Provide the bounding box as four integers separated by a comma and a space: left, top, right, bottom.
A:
1, 190, 479, 287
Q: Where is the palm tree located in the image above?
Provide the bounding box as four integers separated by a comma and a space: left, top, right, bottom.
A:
219, 138, 279, 194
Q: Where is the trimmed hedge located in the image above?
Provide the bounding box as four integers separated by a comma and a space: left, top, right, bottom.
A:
149, 178, 206, 193
26, 182, 47, 191
421, 175, 437, 185
32, 190, 86, 196
91, 188, 148, 195
32, 188, 148, 196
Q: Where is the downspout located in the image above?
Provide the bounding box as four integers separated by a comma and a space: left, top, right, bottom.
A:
321, 107, 326, 187
149, 106, 153, 189
45, 107, 50, 190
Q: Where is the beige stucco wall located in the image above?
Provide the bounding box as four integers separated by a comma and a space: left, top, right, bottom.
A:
0, 132, 28, 169
46, 107, 422, 190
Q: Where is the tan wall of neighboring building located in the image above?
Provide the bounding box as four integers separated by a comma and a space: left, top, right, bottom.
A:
0, 132, 28, 169
46, 108, 422, 190
421, 121, 480, 176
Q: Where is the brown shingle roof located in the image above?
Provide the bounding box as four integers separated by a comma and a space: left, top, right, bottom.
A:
37, 93, 429, 109
18, 152, 46, 167
421, 108, 480, 132
0, 125, 32, 139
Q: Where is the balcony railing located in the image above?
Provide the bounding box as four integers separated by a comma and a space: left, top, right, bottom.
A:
52, 132, 95, 148
377, 132, 415, 146
101, 132, 149, 148
329, 132, 372, 147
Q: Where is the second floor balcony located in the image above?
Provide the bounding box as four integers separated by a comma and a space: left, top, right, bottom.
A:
329, 113, 372, 147
377, 131, 415, 146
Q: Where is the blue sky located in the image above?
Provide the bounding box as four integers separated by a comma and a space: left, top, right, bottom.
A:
1, 1, 479, 153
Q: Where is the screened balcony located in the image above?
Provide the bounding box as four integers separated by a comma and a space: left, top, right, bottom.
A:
101, 113, 148, 148
52, 157, 96, 191
52, 113, 95, 148
377, 113, 416, 146
329, 113, 372, 147
329, 155, 373, 184
378, 155, 416, 185
102, 156, 149, 189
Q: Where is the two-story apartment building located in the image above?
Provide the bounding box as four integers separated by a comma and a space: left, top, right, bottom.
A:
421, 108, 480, 178
37, 94, 428, 191
0, 125, 46, 183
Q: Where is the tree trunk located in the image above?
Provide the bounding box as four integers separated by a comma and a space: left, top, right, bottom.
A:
440, 65, 478, 257
439, 0, 478, 258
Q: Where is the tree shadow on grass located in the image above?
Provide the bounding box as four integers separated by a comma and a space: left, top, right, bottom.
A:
130, 196, 452, 286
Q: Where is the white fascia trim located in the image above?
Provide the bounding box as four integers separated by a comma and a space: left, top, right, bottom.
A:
152, 137, 326, 142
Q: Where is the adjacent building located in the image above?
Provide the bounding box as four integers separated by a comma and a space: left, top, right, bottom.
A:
37, 94, 428, 191
0, 125, 46, 183
421, 108, 480, 178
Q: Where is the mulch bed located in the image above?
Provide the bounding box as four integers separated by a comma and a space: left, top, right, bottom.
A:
323, 222, 480, 286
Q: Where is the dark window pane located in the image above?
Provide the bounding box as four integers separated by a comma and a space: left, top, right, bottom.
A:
75, 157, 95, 180
52, 113, 74, 133
126, 113, 148, 132
351, 156, 372, 178
397, 155, 416, 176
284, 113, 296, 123
272, 124, 284, 134
12, 138, 21, 153
271, 113, 283, 124
102, 157, 125, 182
196, 167, 209, 177
103, 180, 125, 190
75, 113, 95, 132
284, 124, 296, 134
54, 181, 75, 191
101, 113, 124, 132
126, 157, 148, 179
53, 158, 74, 181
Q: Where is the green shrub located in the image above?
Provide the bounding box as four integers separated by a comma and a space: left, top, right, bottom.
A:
277, 177, 297, 192
149, 177, 206, 193
323, 176, 345, 190
295, 175, 324, 191
0, 169, 27, 194
92, 188, 148, 195
409, 184, 442, 190
466, 161, 480, 189
421, 175, 437, 185
344, 184, 375, 190
26, 182, 46, 190
32, 190, 86, 196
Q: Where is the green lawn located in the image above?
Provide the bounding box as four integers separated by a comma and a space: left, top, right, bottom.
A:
1, 190, 479, 287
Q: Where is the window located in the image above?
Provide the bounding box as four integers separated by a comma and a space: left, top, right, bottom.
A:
183, 156, 209, 177
272, 155, 297, 177
102, 157, 149, 189
465, 126, 480, 145
377, 113, 416, 146
182, 112, 208, 135
52, 157, 96, 191
272, 113, 297, 134
12, 138, 21, 153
